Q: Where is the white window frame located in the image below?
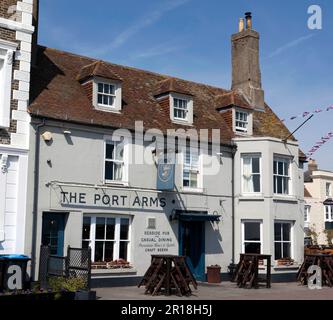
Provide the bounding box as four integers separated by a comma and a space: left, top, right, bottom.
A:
324, 205, 333, 222
274, 221, 293, 260
182, 146, 202, 192
273, 156, 292, 196
0, 40, 17, 129
241, 153, 262, 195
82, 215, 131, 263
235, 110, 249, 133
169, 93, 193, 125
304, 205, 310, 223
241, 220, 263, 254
326, 182, 332, 198
93, 77, 122, 112
103, 135, 129, 185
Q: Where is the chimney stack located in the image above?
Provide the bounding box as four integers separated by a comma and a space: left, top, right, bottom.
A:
231, 12, 265, 111
308, 159, 318, 174
31, 0, 39, 67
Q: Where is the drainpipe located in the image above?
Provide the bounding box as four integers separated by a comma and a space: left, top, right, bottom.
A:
31, 119, 45, 281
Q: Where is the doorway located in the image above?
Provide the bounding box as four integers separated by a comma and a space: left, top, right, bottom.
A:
41, 212, 66, 256
179, 221, 205, 281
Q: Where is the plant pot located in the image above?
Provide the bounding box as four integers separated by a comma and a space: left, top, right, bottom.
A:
75, 290, 97, 300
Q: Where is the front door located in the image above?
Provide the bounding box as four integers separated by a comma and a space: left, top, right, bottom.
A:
179, 221, 205, 281
42, 213, 65, 256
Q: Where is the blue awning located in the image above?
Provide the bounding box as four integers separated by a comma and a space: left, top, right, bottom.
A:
175, 211, 221, 222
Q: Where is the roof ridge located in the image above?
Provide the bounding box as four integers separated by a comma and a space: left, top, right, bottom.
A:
40, 45, 230, 93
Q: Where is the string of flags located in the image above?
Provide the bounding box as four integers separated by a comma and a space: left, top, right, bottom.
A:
306, 131, 333, 158
281, 105, 333, 123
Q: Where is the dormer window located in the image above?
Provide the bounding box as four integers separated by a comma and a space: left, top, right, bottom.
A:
235, 110, 249, 132
97, 82, 116, 107
93, 77, 122, 113
173, 98, 188, 120
169, 93, 193, 125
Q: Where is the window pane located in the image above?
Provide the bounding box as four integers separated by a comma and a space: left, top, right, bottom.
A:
274, 223, 282, 241
106, 143, 114, 159
244, 222, 260, 241
120, 219, 129, 240
283, 243, 291, 258
277, 176, 283, 194
278, 162, 284, 175
244, 242, 260, 254
98, 83, 103, 93
98, 94, 103, 104
82, 217, 91, 239
105, 161, 114, 180
96, 218, 105, 240
273, 161, 277, 174
253, 175, 260, 193
283, 223, 291, 241
113, 163, 123, 181
104, 84, 109, 94
106, 218, 115, 239
82, 241, 89, 249
252, 157, 260, 174
119, 242, 128, 260
275, 243, 282, 260
105, 242, 114, 262
283, 177, 289, 194
94, 242, 104, 262
114, 143, 124, 161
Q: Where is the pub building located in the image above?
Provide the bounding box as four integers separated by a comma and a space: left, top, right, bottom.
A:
25, 12, 306, 285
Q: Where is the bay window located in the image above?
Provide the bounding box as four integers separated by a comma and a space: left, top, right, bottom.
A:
82, 216, 131, 262
274, 222, 292, 260
273, 157, 291, 195
242, 154, 261, 194
242, 220, 262, 254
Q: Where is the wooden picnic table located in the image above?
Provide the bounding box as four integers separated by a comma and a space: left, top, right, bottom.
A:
233, 253, 271, 289
138, 255, 198, 296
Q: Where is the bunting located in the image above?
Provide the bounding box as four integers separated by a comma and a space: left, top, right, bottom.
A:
306, 131, 333, 159
281, 105, 333, 122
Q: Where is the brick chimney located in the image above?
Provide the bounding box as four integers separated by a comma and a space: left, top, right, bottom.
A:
231, 12, 265, 111
308, 159, 318, 174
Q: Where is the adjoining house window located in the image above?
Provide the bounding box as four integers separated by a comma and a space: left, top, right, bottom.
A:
325, 205, 333, 222
326, 183, 332, 198
173, 98, 188, 120
82, 216, 130, 262
242, 154, 261, 194
274, 222, 292, 260
304, 205, 310, 223
235, 111, 248, 133
183, 148, 200, 189
97, 82, 116, 107
273, 157, 291, 195
105, 140, 124, 182
242, 221, 262, 254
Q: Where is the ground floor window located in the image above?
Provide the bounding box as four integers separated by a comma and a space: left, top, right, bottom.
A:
82, 215, 130, 262
274, 222, 292, 260
241, 220, 262, 254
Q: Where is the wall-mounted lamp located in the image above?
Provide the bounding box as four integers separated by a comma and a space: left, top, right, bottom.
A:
64, 130, 72, 135
41, 131, 53, 142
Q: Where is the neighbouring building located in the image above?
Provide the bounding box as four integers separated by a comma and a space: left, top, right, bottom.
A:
304, 159, 333, 245
0, 0, 36, 255
22, 9, 306, 285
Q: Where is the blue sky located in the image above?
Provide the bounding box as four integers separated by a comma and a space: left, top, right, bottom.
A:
38, 0, 333, 170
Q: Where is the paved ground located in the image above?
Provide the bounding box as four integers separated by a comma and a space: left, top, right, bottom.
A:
94, 282, 333, 300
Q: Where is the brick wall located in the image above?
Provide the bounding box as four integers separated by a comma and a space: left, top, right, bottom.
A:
0, 27, 19, 145
0, 0, 18, 19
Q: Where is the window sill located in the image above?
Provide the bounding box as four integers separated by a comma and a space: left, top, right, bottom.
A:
92, 268, 137, 277
239, 194, 264, 201
94, 105, 122, 113
273, 264, 300, 271
182, 187, 204, 194
171, 119, 193, 126
104, 181, 129, 187
273, 195, 298, 203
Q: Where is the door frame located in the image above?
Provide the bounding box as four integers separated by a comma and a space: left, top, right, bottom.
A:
42, 212, 67, 256
179, 220, 206, 281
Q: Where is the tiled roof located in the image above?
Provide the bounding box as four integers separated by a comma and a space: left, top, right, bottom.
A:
215, 90, 254, 111
29, 46, 301, 150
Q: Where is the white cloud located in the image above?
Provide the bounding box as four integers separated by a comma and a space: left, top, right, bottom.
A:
89, 0, 191, 57
268, 34, 315, 59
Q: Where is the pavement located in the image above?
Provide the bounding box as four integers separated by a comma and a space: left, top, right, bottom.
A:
94, 281, 333, 300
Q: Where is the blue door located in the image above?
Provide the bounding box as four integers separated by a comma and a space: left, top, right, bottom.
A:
42, 213, 65, 256
179, 221, 205, 281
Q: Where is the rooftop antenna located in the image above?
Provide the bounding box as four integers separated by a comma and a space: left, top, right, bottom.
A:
282, 114, 314, 143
